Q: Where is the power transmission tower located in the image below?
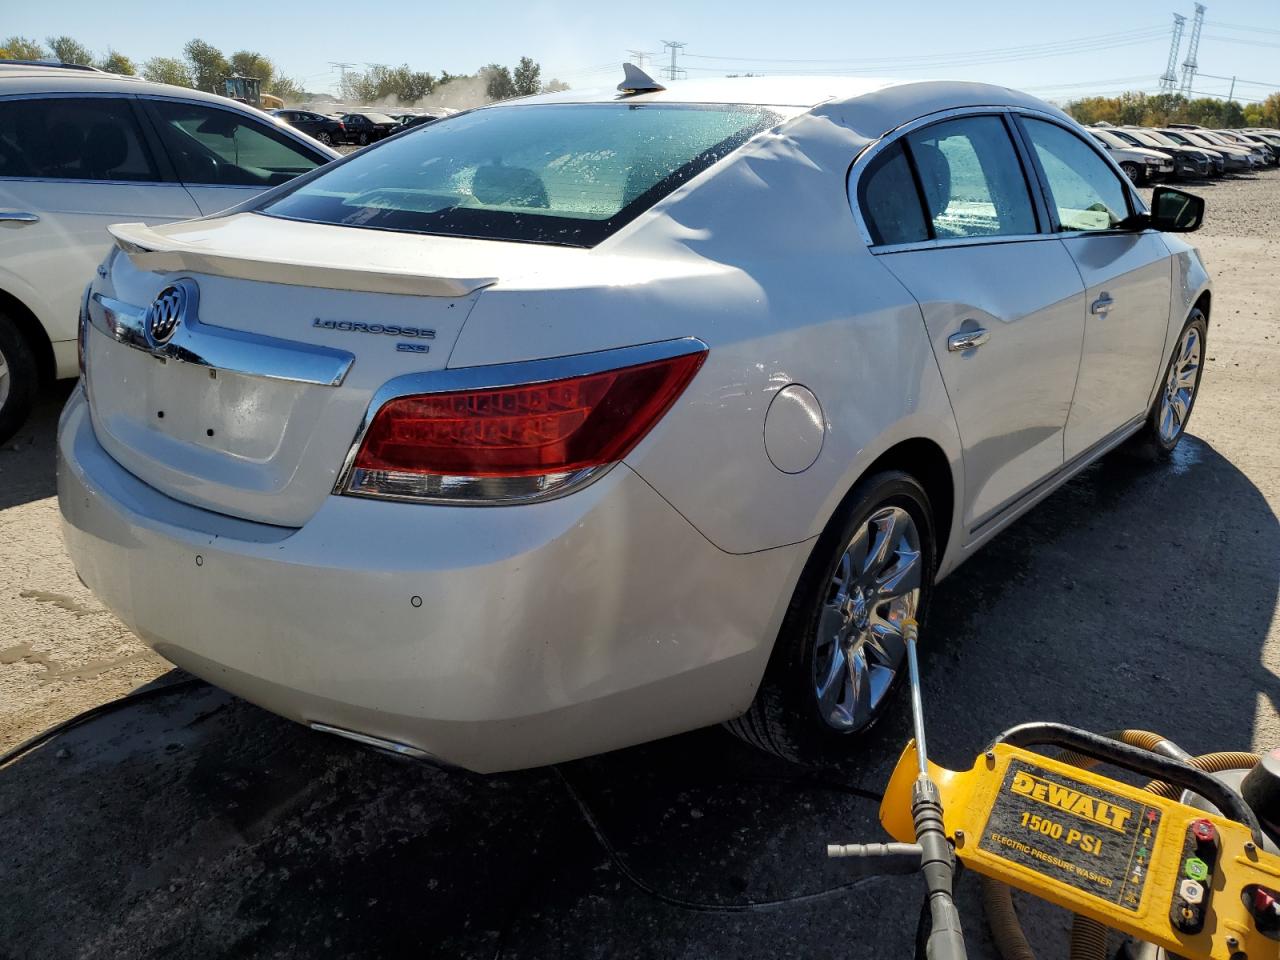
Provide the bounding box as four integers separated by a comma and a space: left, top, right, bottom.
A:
1159, 13, 1186, 93
330, 61, 355, 96
626, 49, 650, 70
1179, 3, 1206, 97
661, 41, 687, 81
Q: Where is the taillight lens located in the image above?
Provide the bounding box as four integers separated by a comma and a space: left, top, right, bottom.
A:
343, 349, 706, 503
77, 283, 92, 378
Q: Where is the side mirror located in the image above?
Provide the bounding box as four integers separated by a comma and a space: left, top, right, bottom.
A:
1150, 186, 1204, 232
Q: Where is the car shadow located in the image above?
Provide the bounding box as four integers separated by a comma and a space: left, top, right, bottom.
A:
1, 434, 1276, 959
0, 380, 74, 511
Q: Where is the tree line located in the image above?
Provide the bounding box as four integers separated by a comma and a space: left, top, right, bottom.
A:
1064, 90, 1280, 129
0, 35, 567, 106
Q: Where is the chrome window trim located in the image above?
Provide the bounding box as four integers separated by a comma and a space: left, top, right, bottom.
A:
847, 104, 1153, 253
334, 336, 710, 506
847, 104, 1054, 252
88, 290, 354, 387
0, 174, 186, 187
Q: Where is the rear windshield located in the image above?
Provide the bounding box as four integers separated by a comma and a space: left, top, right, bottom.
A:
261, 102, 782, 246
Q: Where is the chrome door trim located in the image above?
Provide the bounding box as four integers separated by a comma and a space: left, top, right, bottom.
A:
0, 211, 39, 223
88, 291, 354, 387
966, 413, 1145, 539
333, 336, 710, 501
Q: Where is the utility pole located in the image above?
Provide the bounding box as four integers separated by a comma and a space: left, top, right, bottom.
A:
1179, 3, 1206, 97
661, 40, 686, 81
1228, 75, 1236, 101
1159, 13, 1186, 93
330, 61, 355, 97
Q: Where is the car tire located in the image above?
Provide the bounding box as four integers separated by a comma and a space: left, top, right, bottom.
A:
358, 132, 369, 145
318, 131, 333, 145
1120, 161, 1143, 184
725, 470, 936, 765
1126, 308, 1207, 460
0, 312, 39, 446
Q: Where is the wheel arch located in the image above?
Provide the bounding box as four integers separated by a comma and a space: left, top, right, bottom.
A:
1193, 288, 1211, 322
858, 437, 956, 569
0, 286, 55, 386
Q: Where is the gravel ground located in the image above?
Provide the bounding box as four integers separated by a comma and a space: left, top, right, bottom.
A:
1, 167, 1277, 959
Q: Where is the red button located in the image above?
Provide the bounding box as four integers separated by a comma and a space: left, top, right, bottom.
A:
1191, 819, 1216, 844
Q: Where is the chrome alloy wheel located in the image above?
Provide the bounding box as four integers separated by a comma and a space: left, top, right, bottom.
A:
812, 505, 922, 732
1159, 325, 1202, 444
0, 344, 10, 410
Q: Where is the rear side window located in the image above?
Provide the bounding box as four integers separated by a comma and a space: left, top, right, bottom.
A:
0, 97, 157, 182
858, 142, 929, 245
262, 102, 782, 247
905, 115, 1037, 239
147, 99, 324, 188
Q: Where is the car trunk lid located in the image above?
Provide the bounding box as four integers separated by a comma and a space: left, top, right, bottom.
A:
85, 213, 501, 527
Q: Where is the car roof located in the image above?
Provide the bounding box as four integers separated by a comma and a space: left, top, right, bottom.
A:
513, 75, 1056, 114
0, 65, 255, 110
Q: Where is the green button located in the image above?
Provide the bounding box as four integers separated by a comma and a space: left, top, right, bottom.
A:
1185, 857, 1209, 881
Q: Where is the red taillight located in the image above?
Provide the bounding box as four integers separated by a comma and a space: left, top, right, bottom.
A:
344, 349, 705, 502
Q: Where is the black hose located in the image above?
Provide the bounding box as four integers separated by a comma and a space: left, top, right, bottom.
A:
0, 677, 208, 769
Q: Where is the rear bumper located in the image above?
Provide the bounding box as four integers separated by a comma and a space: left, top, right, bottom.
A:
58, 387, 806, 772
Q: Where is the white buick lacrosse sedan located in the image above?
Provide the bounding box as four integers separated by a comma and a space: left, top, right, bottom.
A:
59, 73, 1209, 772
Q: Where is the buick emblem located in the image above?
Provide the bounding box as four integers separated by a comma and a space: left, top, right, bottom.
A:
145, 280, 196, 347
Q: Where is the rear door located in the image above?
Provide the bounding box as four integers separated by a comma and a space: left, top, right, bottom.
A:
139, 97, 329, 216
0, 94, 200, 351
1016, 116, 1173, 460
856, 111, 1086, 534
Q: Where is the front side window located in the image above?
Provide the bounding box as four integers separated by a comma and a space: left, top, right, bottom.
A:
1022, 118, 1131, 232
262, 102, 783, 247
0, 97, 157, 182
148, 99, 324, 188
904, 115, 1037, 239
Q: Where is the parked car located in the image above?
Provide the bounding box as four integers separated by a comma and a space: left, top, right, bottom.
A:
1088, 128, 1173, 183
1153, 128, 1232, 173
1237, 130, 1280, 158
397, 113, 440, 130
61, 76, 1210, 773
1163, 127, 1256, 171
339, 112, 397, 145
1111, 126, 1214, 179
272, 108, 346, 146
1216, 130, 1277, 165
0, 61, 339, 442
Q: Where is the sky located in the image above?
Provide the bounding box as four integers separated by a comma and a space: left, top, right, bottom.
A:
6, 0, 1280, 104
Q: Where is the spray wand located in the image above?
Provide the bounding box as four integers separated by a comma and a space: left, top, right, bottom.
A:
827, 618, 967, 960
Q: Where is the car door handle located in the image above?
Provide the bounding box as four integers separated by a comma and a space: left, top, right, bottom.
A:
947, 328, 990, 352
0, 211, 39, 225
1091, 294, 1115, 316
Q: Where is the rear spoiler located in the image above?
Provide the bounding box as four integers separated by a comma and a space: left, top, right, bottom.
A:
107, 222, 497, 298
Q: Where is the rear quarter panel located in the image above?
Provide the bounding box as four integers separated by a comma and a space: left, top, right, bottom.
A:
448, 111, 964, 561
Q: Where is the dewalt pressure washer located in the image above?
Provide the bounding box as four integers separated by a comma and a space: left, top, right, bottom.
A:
828, 619, 1280, 960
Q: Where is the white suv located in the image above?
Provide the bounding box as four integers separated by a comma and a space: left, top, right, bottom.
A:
0, 62, 338, 442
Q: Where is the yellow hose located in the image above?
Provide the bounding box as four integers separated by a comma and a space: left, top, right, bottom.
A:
982, 733, 1259, 960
